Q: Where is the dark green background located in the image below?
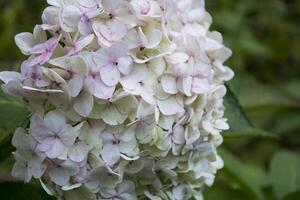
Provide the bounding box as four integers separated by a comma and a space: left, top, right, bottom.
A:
0, 0, 300, 199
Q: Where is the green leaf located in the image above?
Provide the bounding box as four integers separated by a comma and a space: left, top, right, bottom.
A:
283, 79, 300, 100
0, 90, 29, 132
269, 151, 300, 199
63, 187, 97, 200
0, 132, 14, 163
273, 111, 300, 134
0, 90, 29, 162
204, 185, 250, 200
236, 75, 297, 111
282, 190, 300, 200
223, 87, 277, 139
219, 148, 266, 200
0, 182, 54, 200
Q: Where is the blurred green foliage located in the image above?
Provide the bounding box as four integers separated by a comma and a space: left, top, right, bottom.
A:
0, 0, 300, 199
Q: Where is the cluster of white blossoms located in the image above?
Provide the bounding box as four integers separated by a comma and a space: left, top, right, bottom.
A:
0, 0, 234, 199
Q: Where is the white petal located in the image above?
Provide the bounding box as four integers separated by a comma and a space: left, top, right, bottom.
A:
102, 143, 120, 166
69, 143, 90, 163
157, 96, 184, 116
97, 19, 127, 42
161, 75, 178, 94
181, 77, 193, 96
44, 111, 66, 133
49, 167, 70, 186
15, 32, 35, 54
74, 92, 94, 117
0, 71, 22, 84
191, 78, 211, 94
101, 0, 121, 13
100, 65, 121, 86
62, 6, 82, 29
68, 74, 84, 97
165, 52, 189, 64
117, 56, 133, 75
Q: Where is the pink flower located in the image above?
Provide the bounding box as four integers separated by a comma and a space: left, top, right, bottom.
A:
93, 43, 133, 87
27, 35, 62, 67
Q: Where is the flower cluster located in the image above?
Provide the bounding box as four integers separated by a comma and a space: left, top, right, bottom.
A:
0, 0, 234, 199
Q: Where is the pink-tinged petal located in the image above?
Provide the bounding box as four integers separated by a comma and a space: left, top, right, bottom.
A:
86, 78, 115, 99
68, 74, 84, 97
68, 34, 94, 56
78, 16, 93, 35
73, 92, 94, 117
98, 19, 127, 42
100, 64, 121, 86
29, 43, 47, 54
161, 75, 178, 94
117, 56, 133, 75
37, 137, 56, 152
27, 53, 49, 67
131, 0, 151, 15
101, 143, 120, 166
28, 36, 61, 66
30, 35, 61, 55
93, 26, 112, 47
191, 78, 210, 94
45, 138, 65, 159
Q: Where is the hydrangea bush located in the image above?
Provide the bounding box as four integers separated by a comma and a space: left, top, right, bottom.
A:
0, 0, 234, 199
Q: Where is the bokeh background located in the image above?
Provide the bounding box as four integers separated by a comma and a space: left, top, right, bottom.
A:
0, 0, 300, 199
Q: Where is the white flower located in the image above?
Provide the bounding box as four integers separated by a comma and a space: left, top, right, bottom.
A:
11, 128, 46, 182
81, 52, 115, 100
161, 60, 212, 96
2, 0, 234, 198
47, 159, 80, 186
30, 111, 78, 159
100, 126, 137, 167
99, 181, 137, 200
68, 124, 94, 163
21, 61, 50, 88
120, 65, 157, 104
61, 1, 101, 34
49, 55, 87, 97
93, 43, 133, 87
90, 90, 138, 125
15, 26, 61, 67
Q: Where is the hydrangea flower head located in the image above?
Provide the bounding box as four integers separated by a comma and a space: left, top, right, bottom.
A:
0, 0, 234, 199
